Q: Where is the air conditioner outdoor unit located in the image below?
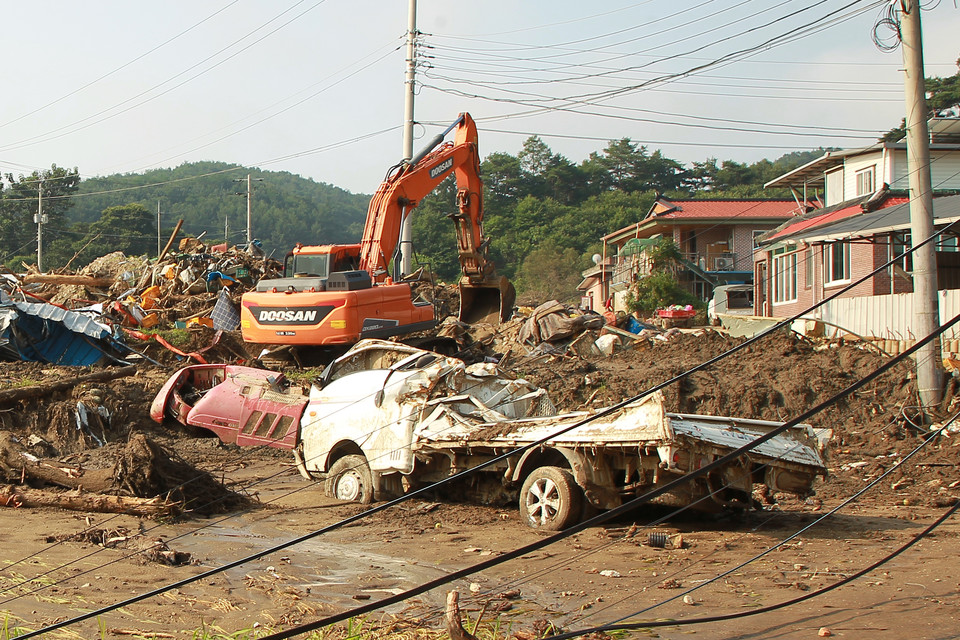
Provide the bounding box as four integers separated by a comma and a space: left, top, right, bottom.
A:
715, 257, 734, 271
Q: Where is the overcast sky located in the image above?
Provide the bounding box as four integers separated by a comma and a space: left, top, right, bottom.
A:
0, 0, 957, 196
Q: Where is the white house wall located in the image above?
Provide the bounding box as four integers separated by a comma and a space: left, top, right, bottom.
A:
930, 154, 960, 190
842, 152, 884, 201
878, 149, 960, 192
817, 289, 960, 343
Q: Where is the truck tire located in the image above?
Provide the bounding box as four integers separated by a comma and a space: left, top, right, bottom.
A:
326, 455, 374, 504
519, 466, 582, 531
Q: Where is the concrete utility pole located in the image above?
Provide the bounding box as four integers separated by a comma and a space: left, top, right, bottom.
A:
900, 0, 943, 408
35, 178, 45, 273
398, 0, 417, 277
235, 174, 263, 249
157, 200, 162, 257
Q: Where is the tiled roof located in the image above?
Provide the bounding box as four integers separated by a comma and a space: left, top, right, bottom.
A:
648, 199, 798, 220
763, 195, 910, 243
783, 193, 960, 243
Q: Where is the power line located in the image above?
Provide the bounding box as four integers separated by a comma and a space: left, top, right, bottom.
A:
0, 0, 242, 132
18, 219, 957, 638
0, 0, 332, 155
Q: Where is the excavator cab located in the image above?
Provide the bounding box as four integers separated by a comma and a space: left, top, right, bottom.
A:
458, 276, 516, 325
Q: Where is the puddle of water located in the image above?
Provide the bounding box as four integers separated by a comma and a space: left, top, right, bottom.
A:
176, 515, 453, 611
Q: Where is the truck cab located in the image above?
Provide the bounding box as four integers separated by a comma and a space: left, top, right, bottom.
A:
284, 243, 361, 278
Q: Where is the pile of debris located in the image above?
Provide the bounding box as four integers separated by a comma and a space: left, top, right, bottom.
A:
433, 298, 694, 366
0, 241, 281, 366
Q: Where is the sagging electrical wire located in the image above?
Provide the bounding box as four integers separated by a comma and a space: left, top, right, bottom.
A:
566, 408, 960, 630
7, 155, 960, 600
253, 308, 960, 640
0, 0, 242, 133
0, 0, 334, 156
15, 212, 956, 637
0, 347, 554, 595
543, 498, 960, 638
376, 402, 951, 634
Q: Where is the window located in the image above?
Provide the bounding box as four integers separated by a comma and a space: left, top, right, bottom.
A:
938, 234, 958, 252
824, 241, 851, 284
891, 231, 913, 271
804, 248, 813, 289
773, 250, 798, 303
855, 167, 875, 196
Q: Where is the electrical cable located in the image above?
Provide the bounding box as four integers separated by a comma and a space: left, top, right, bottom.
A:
0, 124, 398, 205
421, 0, 886, 118
567, 407, 959, 629
9, 102, 960, 632
384, 406, 950, 634
252, 309, 960, 640
424, 0, 763, 68
0, 0, 332, 155
18, 215, 954, 638
543, 498, 960, 638
422, 82, 883, 140
3, 142, 960, 608
106, 41, 402, 177
0, 0, 242, 132
430, 0, 867, 102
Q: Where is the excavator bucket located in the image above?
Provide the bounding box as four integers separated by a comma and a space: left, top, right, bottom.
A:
458, 276, 516, 325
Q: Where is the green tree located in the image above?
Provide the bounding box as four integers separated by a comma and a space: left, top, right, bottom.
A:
626, 271, 700, 315
1, 165, 80, 267
515, 241, 586, 304
88, 204, 156, 258
883, 55, 960, 141
582, 139, 682, 194
626, 239, 700, 315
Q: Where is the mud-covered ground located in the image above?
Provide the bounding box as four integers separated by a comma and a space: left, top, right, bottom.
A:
1, 326, 959, 639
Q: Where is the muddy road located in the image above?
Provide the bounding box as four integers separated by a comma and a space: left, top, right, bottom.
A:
1, 327, 960, 639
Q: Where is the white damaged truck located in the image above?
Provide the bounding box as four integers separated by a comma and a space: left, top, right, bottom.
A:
152, 339, 827, 530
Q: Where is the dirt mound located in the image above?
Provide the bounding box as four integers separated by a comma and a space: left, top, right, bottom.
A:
113, 433, 250, 515
518, 327, 960, 508
0, 362, 251, 516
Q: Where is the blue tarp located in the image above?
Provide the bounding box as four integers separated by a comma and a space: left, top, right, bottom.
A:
0, 300, 122, 366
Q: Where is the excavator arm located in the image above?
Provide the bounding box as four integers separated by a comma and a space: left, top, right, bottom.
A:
358, 113, 515, 323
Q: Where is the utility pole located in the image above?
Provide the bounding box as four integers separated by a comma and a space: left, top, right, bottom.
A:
398, 0, 417, 277
234, 174, 263, 250
35, 178, 46, 273
900, 0, 943, 408
157, 200, 162, 257
225, 215, 230, 246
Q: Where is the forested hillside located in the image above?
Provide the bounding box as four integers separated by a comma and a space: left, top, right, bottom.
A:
0, 145, 823, 296
0, 162, 369, 270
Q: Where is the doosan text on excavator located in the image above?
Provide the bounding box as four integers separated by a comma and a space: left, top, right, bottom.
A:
239, 113, 515, 348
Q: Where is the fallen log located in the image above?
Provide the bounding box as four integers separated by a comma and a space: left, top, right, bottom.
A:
20, 274, 114, 288
0, 485, 178, 517
0, 365, 137, 406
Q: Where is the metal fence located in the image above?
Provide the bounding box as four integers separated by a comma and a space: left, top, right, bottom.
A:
815, 289, 960, 351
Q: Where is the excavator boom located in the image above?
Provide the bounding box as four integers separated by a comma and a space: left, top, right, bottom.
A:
360, 113, 514, 323
240, 112, 513, 347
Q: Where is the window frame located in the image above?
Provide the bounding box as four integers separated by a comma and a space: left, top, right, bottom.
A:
772, 248, 798, 304
824, 241, 851, 286
855, 166, 875, 196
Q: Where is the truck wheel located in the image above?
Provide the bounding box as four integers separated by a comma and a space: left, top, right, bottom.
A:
519, 466, 582, 531
326, 455, 374, 504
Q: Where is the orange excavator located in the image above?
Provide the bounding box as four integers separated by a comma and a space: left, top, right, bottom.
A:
239, 113, 515, 346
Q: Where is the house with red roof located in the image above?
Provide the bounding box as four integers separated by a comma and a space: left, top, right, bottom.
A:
577, 196, 798, 313
754, 115, 960, 325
